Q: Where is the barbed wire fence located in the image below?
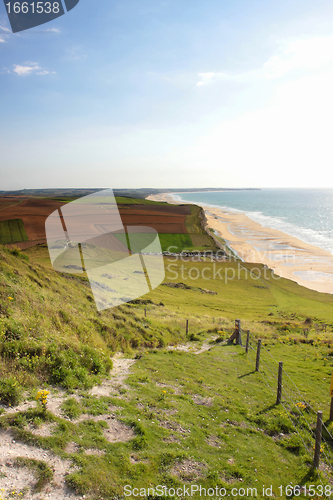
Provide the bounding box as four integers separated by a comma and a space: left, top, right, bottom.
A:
226, 320, 333, 488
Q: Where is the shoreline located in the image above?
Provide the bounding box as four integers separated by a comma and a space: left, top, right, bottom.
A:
147, 193, 333, 295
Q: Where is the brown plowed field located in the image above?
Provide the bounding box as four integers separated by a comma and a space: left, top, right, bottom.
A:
120, 204, 191, 215
0, 197, 190, 246
120, 205, 188, 233
125, 223, 186, 233
0, 197, 64, 241
120, 215, 186, 225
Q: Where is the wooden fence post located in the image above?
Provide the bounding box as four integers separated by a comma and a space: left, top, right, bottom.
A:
245, 330, 250, 353
276, 362, 283, 404
236, 319, 242, 345
314, 411, 323, 469
186, 319, 189, 335
227, 319, 242, 345
329, 372, 333, 420
255, 339, 262, 372
144, 308, 147, 318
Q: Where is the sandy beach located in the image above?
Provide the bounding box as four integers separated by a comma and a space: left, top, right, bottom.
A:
148, 193, 333, 295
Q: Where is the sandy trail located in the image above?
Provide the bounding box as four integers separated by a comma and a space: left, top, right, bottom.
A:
0, 353, 136, 499
0, 429, 78, 500
89, 353, 136, 397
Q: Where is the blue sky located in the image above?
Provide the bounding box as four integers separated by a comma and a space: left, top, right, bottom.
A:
1, 0, 333, 189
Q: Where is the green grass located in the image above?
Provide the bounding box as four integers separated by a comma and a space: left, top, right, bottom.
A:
115, 231, 218, 253
0, 219, 28, 244
183, 205, 220, 251
1, 243, 333, 498
185, 205, 204, 234
115, 196, 167, 205
2, 340, 332, 499
159, 233, 194, 252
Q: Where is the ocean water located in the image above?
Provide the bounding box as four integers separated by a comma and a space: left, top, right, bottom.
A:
172, 188, 333, 255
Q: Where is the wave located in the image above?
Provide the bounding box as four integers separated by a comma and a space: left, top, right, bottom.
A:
170, 192, 333, 255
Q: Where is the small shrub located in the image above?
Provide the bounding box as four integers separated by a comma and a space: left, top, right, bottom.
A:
0, 377, 22, 406
36, 390, 50, 413
279, 434, 303, 454
0, 303, 9, 318
130, 337, 141, 348
130, 420, 146, 436
132, 435, 147, 450
61, 397, 82, 419
157, 337, 166, 348
59, 310, 71, 324
252, 411, 294, 436
9, 246, 29, 261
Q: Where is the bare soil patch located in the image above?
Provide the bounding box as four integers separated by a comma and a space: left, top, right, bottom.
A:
76, 413, 135, 443
170, 459, 207, 482
167, 338, 217, 355
89, 353, 136, 397
192, 395, 214, 407
206, 435, 223, 448
159, 419, 190, 435
0, 429, 80, 499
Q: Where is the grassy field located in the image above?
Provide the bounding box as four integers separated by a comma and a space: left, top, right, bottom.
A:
56, 341, 333, 498
182, 205, 220, 252
1, 243, 333, 498
0, 219, 28, 244
185, 205, 204, 234
159, 233, 195, 252
115, 197, 168, 205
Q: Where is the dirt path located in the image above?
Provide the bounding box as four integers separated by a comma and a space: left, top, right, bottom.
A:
90, 353, 136, 397
0, 344, 220, 498
167, 336, 219, 355
0, 353, 136, 500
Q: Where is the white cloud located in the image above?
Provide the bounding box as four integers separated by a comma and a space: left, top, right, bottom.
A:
263, 36, 333, 79
197, 72, 221, 86
0, 24, 11, 42
44, 27, 60, 33
13, 63, 40, 75
13, 63, 55, 76
37, 69, 55, 75
188, 67, 333, 187
197, 35, 333, 86
66, 46, 88, 61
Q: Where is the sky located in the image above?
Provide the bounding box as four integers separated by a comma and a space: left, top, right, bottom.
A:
1, 0, 333, 190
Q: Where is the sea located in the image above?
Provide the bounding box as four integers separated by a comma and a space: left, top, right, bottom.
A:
171, 188, 333, 255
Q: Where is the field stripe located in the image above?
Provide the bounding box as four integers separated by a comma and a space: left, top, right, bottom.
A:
0, 218, 29, 244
